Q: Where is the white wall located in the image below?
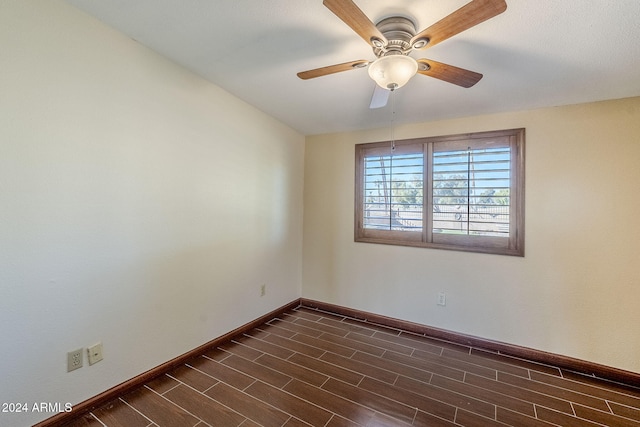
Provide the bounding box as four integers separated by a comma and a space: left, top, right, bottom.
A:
303, 97, 640, 374
0, 1, 304, 425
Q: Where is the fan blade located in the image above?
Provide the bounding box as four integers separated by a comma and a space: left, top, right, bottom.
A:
297, 60, 370, 80
417, 59, 483, 88
370, 84, 390, 109
323, 0, 388, 47
411, 0, 507, 49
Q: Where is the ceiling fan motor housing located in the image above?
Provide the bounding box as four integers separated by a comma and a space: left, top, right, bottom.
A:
373, 16, 416, 57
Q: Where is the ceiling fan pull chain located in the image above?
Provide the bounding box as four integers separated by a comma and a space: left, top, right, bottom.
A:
390, 88, 396, 152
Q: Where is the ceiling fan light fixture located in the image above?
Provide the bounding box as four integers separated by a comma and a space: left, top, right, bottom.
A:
368, 55, 418, 90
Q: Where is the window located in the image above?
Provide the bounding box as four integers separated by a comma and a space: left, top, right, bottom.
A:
355, 128, 525, 256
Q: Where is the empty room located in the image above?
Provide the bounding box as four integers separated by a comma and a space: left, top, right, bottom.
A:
1, 1, 640, 426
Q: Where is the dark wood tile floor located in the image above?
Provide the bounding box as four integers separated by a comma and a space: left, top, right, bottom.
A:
63, 306, 640, 427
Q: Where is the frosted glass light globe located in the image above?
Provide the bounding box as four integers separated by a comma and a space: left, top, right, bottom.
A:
368, 55, 418, 90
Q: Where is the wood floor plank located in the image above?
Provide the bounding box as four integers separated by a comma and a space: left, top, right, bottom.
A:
261, 332, 326, 358
561, 370, 640, 397
145, 373, 180, 394
189, 356, 256, 390
202, 346, 232, 362
293, 308, 345, 321
430, 374, 536, 417
372, 330, 445, 355
320, 351, 399, 384
344, 331, 414, 355
290, 331, 356, 358
289, 352, 365, 385
293, 318, 350, 337
394, 375, 496, 419
398, 331, 469, 353
254, 353, 329, 387
535, 406, 604, 427
325, 414, 360, 427
283, 379, 375, 425
470, 348, 561, 377
283, 416, 314, 427
573, 403, 640, 427
413, 409, 458, 427
240, 419, 263, 427
268, 318, 324, 338
256, 322, 298, 338
367, 412, 414, 426
121, 387, 199, 427
205, 382, 292, 427
168, 364, 219, 392
274, 313, 299, 323
441, 347, 530, 378
164, 384, 247, 427
413, 348, 497, 379
234, 333, 297, 359
609, 401, 640, 422
243, 328, 271, 340
382, 348, 466, 381
496, 407, 558, 426
530, 370, 640, 408
317, 316, 378, 337
287, 308, 325, 322
219, 340, 265, 361
220, 354, 291, 388
498, 371, 612, 412
358, 376, 457, 422
454, 409, 503, 426
91, 398, 150, 427
351, 351, 432, 384
321, 378, 417, 424
313, 331, 386, 357
465, 372, 574, 414
246, 380, 333, 427
343, 317, 403, 336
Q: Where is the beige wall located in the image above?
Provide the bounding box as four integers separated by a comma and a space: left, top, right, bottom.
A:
303, 96, 640, 374
0, 1, 304, 425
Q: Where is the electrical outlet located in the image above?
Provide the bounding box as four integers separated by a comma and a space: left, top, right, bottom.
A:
260, 284, 266, 297
437, 292, 446, 306
67, 348, 83, 372
87, 342, 103, 365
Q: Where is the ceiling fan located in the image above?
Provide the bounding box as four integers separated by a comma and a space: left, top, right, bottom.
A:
297, 0, 507, 108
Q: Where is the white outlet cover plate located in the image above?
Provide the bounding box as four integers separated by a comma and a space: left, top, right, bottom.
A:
88, 342, 103, 365
67, 348, 83, 372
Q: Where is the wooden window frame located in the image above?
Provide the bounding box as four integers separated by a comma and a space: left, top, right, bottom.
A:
355, 128, 525, 256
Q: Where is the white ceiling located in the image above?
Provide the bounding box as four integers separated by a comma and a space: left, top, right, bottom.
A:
64, 0, 640, 135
